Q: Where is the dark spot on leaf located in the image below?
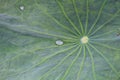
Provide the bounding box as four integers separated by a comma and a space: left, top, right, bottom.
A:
116, 28, 120, 36
117, 77, 120, 80
117, 33, 120, 36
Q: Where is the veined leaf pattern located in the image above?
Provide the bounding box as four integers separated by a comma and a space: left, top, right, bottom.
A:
0, 0, 120, 80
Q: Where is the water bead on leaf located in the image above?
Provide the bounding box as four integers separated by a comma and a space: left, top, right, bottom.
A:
20, 6, 24, 10
56, 40, 64, 45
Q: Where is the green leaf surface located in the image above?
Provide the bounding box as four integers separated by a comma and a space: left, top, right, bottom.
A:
0, 0, 120, 80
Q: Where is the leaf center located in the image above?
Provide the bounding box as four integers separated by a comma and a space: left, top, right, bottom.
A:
81, 36, 89, 44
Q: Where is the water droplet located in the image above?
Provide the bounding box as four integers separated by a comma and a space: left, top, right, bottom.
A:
56, 40, 63, 45
81, 36, 89, 44
20, 6, 24, 10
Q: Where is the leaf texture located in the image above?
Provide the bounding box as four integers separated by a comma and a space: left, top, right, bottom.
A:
0, 0, 120, 80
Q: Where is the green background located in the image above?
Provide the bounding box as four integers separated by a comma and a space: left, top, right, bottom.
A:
0, 0, 120, 80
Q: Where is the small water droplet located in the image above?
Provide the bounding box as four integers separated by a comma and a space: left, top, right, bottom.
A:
56, 40, 63, 45
20, 6, 24, 10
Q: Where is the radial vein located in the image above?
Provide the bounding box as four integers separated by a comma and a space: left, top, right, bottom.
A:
38, 21, 78, 39
88, 0, 107, 35
29, 29, 73, 40
0, 43, 75, 66
35, 0, 78, 35
90, 30, 116, 38
15, 26, 74, 40
56, 0, 81, 35
90, 38, 119, 41
34, 0, 79, 36
39, 45, 80, 80
77, 45, 86, 80
90, 10, 120, 36
61, 45, 82, 80
90, 41, 120, 51
72, 0, 84, 34
89, 43, 119, 77
55, 72, 63, 80
85, 0, 89, 34
86, 45, 96, 80
11, 44, 78, 77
